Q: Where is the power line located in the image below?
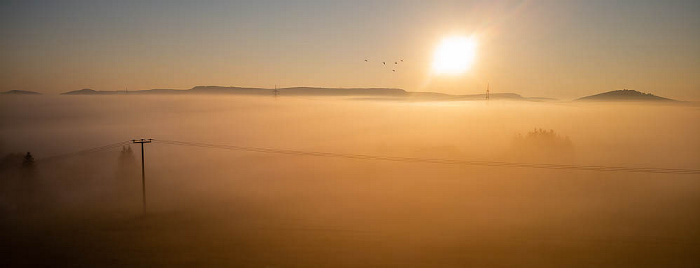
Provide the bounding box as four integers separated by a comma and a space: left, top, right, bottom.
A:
154, 139, 700, 175
37, 141, 132, 162
30, 139, 700, 175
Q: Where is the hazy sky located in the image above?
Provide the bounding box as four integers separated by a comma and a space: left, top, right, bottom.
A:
1, 0, 699, 99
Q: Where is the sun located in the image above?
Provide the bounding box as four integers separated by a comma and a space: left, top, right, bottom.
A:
432, 36, 477, 75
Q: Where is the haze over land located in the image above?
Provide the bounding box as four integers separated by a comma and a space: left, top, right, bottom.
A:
2, 95, 699, 266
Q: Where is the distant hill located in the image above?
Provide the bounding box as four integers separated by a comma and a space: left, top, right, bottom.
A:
62, 86, 407, 96
577, 89, 675, 102
1, 90, 40, 95
58, 85, 558, 101
186, 86, 407, 96
402, 92, 545, 101
456, 93, 524, 100
280, 87, 405, 96
62, 88, 100, 95
188, 86, 267, 95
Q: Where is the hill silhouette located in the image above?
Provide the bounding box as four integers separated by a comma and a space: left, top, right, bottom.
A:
59, 86, 556, 101
456, 93, 524, 100
1, 90, 40, 95
62, 86, 407, 96
402, 92, 541, 101
61, 88, 100, 95
577, 89, 674, 102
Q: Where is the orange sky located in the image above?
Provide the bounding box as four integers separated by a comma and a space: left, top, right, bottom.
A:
1, 0, 698, 100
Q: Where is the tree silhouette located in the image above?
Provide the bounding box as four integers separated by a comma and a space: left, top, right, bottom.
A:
22, 152, 34, 169
115, 145, 138, 198
118, 146, 135, 169
18, 152, 38, 211
117, 146, 137, 177
21, 152, 36, 179
116, 146, 137, 182
512, 129, 575, 163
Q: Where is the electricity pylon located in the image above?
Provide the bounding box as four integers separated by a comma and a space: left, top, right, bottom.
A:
486, 82, 490, 100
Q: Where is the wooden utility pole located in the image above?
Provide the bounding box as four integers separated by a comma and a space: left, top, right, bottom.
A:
132, 139, 152, 215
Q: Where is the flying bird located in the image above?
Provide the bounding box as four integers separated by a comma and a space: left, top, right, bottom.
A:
394, 62, 397, 64
364, 59, 368, 62
382, 61, 386, 65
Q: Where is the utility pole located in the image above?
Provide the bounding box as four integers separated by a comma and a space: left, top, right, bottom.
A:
132, 138, 152, 215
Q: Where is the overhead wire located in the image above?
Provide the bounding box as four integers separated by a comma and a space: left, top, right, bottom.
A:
30, 139, 699, 175
154, 139, 700, 175
37, 141, 132, 162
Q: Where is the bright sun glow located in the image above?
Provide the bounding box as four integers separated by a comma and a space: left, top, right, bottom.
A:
432, 36, 477, 75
